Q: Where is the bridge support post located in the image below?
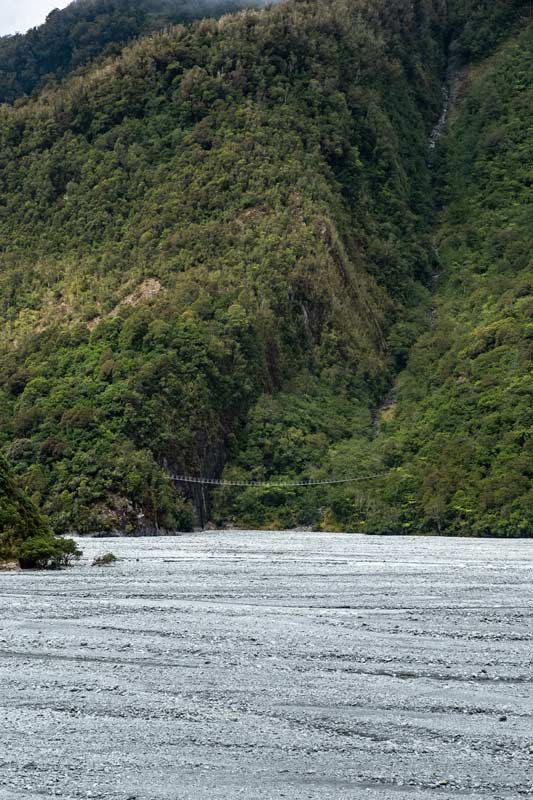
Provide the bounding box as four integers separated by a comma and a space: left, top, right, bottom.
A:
192, 484, 208, 530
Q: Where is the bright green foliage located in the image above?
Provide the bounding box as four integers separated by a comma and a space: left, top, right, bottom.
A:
0, 0, 448, 533
0, 453, 81, 566
0, 0, 261, 104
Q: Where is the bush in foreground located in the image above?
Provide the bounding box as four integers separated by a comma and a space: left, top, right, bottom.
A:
18, 535, 82, 570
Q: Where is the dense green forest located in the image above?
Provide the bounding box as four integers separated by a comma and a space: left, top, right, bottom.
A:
0, 454, 80, 566
219, 7, 533, 536
364, 24, 533, 537
0, 0, 531, 537
0, 0, 262, 104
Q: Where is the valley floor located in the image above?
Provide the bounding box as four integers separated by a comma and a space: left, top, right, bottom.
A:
0, 532, 532, 799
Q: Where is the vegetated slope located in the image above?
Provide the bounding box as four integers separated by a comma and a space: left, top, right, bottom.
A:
0, 0, 263, 104
1, 0, 530, 537
447, 0, 530, 61
365, 22, 532, 537
214, 4, 533, 534
0, 454, 80, 567
0, 0, 449, 533
253, 16, 531, 537
0, 453, 50, 540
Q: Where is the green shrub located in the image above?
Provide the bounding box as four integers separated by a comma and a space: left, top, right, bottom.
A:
92, 552, 118, 566
18, 534, 81, 570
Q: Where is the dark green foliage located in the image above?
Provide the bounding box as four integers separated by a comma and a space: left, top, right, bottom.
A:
0, 453, 49, 540
448, 0, 531, 61
18, 533, 81, 569
213, 376, 374, 529
0, 453, 81, 566
0, 0, 448, 533
316, 23, 533, 537
216, 9, 533, 536
0, 0, 530, 536
0, 0, 262, 104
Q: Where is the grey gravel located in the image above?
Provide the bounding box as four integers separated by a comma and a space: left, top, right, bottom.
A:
0, 531, 532, 799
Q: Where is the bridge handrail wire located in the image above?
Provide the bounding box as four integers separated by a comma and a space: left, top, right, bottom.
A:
171, 473, 385, 488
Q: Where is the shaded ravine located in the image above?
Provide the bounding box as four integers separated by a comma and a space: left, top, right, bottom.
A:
371, 42, 469, 436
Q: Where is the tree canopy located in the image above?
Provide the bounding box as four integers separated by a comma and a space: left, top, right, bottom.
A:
0, 0, 263, 104
0, 454, 80, 567
0, 0, 531, 536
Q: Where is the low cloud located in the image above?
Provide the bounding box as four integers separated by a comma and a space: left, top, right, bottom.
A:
0, 1, 72, 36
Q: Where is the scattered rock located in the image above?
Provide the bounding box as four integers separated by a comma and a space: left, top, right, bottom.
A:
0, 561, 20, 571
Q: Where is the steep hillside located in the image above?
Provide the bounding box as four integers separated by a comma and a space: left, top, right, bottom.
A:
221, 11, 532, 536
0, 0, 262, 104
0, 0, 530, 536
0, 453, 50, 540
0, 0, 448, 533
448, 0, 529, 60
363, 21, 532, 537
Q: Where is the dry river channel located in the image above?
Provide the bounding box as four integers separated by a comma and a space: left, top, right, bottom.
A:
0, 532, 532, 800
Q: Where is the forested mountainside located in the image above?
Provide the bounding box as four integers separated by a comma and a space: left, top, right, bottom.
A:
366, 24, 533, 538
0, 0, 449, 533
222, 15, 533, 536
0, 0, 261, 104
212, 2, 533, 538
0, 0, 531, 536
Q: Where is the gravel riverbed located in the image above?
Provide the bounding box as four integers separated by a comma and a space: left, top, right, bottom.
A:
0, 532, 532, 800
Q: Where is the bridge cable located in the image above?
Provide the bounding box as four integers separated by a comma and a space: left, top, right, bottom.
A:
171, 473, 385, 488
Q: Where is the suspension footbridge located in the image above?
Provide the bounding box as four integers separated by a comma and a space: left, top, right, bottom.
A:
172, 473, 384, 488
